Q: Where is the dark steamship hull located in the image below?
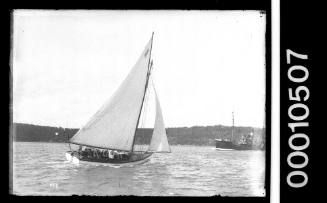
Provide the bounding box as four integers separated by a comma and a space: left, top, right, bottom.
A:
215, 139, 256, 150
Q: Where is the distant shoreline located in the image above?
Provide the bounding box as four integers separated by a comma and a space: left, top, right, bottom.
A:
12, 123, 265, 147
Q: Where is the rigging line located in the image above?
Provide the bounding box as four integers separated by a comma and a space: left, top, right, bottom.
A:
150, 77, 158, 98
138, 76, 152, 151
145, 80, 155, 152
139, 89, 148, 151
133, 85, 150, 152
144, 80, 154, 150
131, 32, 154, 152
139, 78, 151, 151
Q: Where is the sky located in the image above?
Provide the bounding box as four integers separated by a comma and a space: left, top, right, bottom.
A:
12, 10, 266, 128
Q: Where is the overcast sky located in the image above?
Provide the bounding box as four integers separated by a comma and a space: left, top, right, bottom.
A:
12, 10, 266, 128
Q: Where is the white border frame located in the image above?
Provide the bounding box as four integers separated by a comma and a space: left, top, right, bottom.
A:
271, 0, 280, 202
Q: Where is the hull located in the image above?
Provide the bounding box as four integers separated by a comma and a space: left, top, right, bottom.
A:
215, 139, 256, 150
65, 151, 152, 166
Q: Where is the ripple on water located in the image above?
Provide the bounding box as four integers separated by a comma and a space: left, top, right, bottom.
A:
13, 143, 266, 196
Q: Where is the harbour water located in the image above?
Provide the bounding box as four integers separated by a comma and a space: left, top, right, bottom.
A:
12, 142, 265, 196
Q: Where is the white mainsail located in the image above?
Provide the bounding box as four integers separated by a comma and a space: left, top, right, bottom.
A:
70, 37, 153, 151
148, 85, 171, 153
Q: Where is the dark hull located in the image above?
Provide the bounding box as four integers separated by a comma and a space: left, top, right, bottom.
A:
66, 151, 152, 164
215, 140, 256, 150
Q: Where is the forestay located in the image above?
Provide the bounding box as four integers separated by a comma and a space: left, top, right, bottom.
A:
70, 38, 153, 151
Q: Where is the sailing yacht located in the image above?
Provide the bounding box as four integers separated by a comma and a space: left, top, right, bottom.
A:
65, 33, 171, 165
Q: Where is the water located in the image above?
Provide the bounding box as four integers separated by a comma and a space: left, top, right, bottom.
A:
12, 142, 265, 196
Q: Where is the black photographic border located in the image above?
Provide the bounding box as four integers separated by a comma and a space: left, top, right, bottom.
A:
280, 0, 320, 203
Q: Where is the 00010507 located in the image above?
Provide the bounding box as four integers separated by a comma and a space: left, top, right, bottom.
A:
286, 49, 310, 188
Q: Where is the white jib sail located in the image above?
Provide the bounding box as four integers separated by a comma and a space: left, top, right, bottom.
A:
70, 37, 153, 151
148, 85, 171, 153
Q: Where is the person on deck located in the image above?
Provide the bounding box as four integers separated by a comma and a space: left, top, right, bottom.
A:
108, 150, 114, 159
88, 148, 92, 158
104, 150, 108, 159
78, 146, 83, 157
113, 150, 119, 159
93, 149, 98, 158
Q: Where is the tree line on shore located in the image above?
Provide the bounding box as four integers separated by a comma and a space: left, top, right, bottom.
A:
12, 123, 265, 147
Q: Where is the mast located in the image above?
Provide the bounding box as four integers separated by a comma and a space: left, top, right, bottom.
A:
65, 121, 72, 151
66, 127, 72, 151
231, 111, 234, 142
131, 32, 154, 152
